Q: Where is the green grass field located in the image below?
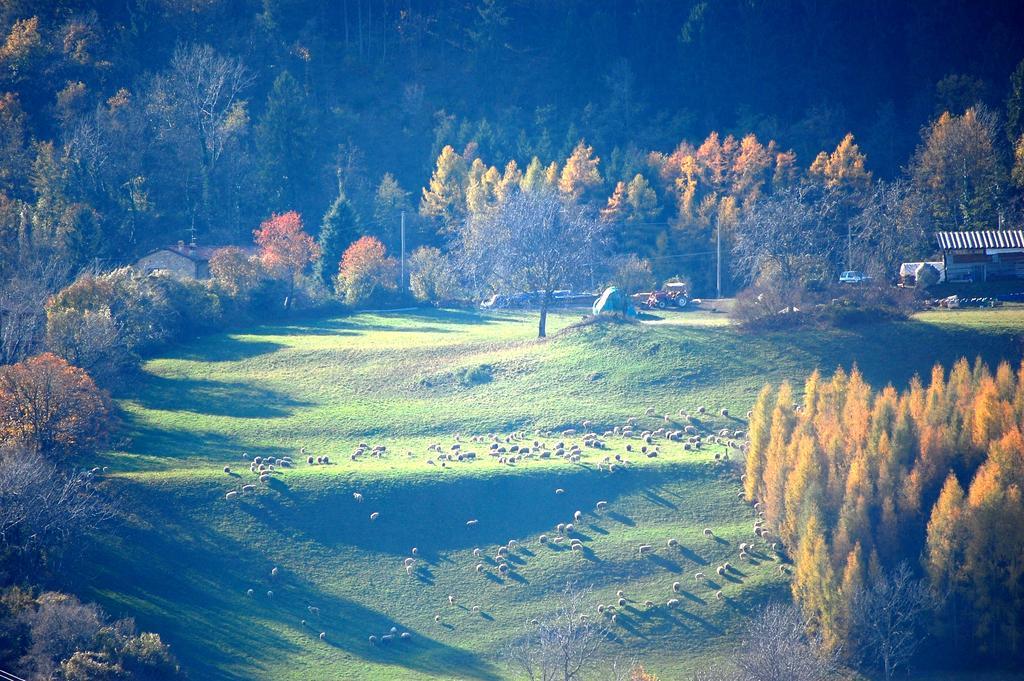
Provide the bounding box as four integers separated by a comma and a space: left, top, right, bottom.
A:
77, 306, 1024, 680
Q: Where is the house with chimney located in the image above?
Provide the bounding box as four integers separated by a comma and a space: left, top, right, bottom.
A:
135, 240, 220, 280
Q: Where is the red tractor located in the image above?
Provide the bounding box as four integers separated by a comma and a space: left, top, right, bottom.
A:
644, 282, 690, 309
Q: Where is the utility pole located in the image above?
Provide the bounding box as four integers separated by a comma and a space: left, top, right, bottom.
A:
716, 221, 721, 299
400, 211, 406, 291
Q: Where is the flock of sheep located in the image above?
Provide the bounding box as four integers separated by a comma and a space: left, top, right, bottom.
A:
220, 405, 786, 650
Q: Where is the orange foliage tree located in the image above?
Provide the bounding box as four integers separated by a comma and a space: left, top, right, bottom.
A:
253, 211, 320, 308
0, 353, 109, 457
335, 236, 398, 308
747, 358, 1024, 664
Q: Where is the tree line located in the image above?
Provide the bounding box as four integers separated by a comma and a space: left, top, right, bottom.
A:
744, 358, 1024, 676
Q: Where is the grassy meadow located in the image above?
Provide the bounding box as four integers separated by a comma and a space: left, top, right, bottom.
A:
77, 305, 1024, 680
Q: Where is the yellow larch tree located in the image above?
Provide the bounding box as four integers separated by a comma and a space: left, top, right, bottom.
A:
558, 140, 601, 201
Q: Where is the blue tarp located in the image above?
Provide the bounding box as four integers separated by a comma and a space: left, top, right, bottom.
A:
592, 287, 637, 316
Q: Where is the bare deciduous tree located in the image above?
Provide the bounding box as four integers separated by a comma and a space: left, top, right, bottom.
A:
460, 189, 607, 337
851, 179, 930, 280
732, 186, 838, 293
0, 257, 69, 365
147, 43, 252, 227
850, 562, 934, 681
504, 581, 611, 681
736, 602, 841, 681
0, 445, 112, 553
693, 602, 841, 681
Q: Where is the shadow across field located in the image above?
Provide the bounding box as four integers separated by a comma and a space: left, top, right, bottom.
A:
79, 479, 503, 681
121, 374, 313, 419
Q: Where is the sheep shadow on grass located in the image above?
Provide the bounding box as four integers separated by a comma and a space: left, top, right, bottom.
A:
679, 590, 706, 605
676, 546, 710, 565
646, 554, 682, 573
613, 616, 646, 638
677, 609, 722, 633
640, 489, 678, 509
606, 511, 635, 526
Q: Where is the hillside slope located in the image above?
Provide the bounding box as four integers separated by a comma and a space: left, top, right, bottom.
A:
78, 307, 1024, 680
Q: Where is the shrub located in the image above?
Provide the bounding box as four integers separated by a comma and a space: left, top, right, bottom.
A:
458, 363, 493, 386
612, 254, 656, 296
408, 246, 462, 303
914, 262, 941, 289
0, 353, 109, 457
731, 279, 811, 329
335, 237, 398, 308
47, 268, 175, 355
149, 275, 224, 337
45, 307, 132, 383
209, 246, 264, 300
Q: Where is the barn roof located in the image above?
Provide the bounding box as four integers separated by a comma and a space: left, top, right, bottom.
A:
936, 230, 1024, 251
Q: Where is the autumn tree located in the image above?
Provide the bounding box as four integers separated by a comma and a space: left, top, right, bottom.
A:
910, 107, 1006, 231
209, 246, 264, 300
335, 236, 398, 308
809, 133, 872, 191
520, 156, 550, 193
420, 145, 468, 233
253, 211, 320, 308
602, 173, 660, 255
0, 353, 109, 458
745, 384, 774, 501
558, 140, 602, 201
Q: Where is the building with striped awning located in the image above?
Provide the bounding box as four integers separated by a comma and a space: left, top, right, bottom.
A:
936, 230, 1024, 282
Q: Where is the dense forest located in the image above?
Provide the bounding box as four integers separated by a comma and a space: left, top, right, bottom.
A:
1, 1, 1024, 287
